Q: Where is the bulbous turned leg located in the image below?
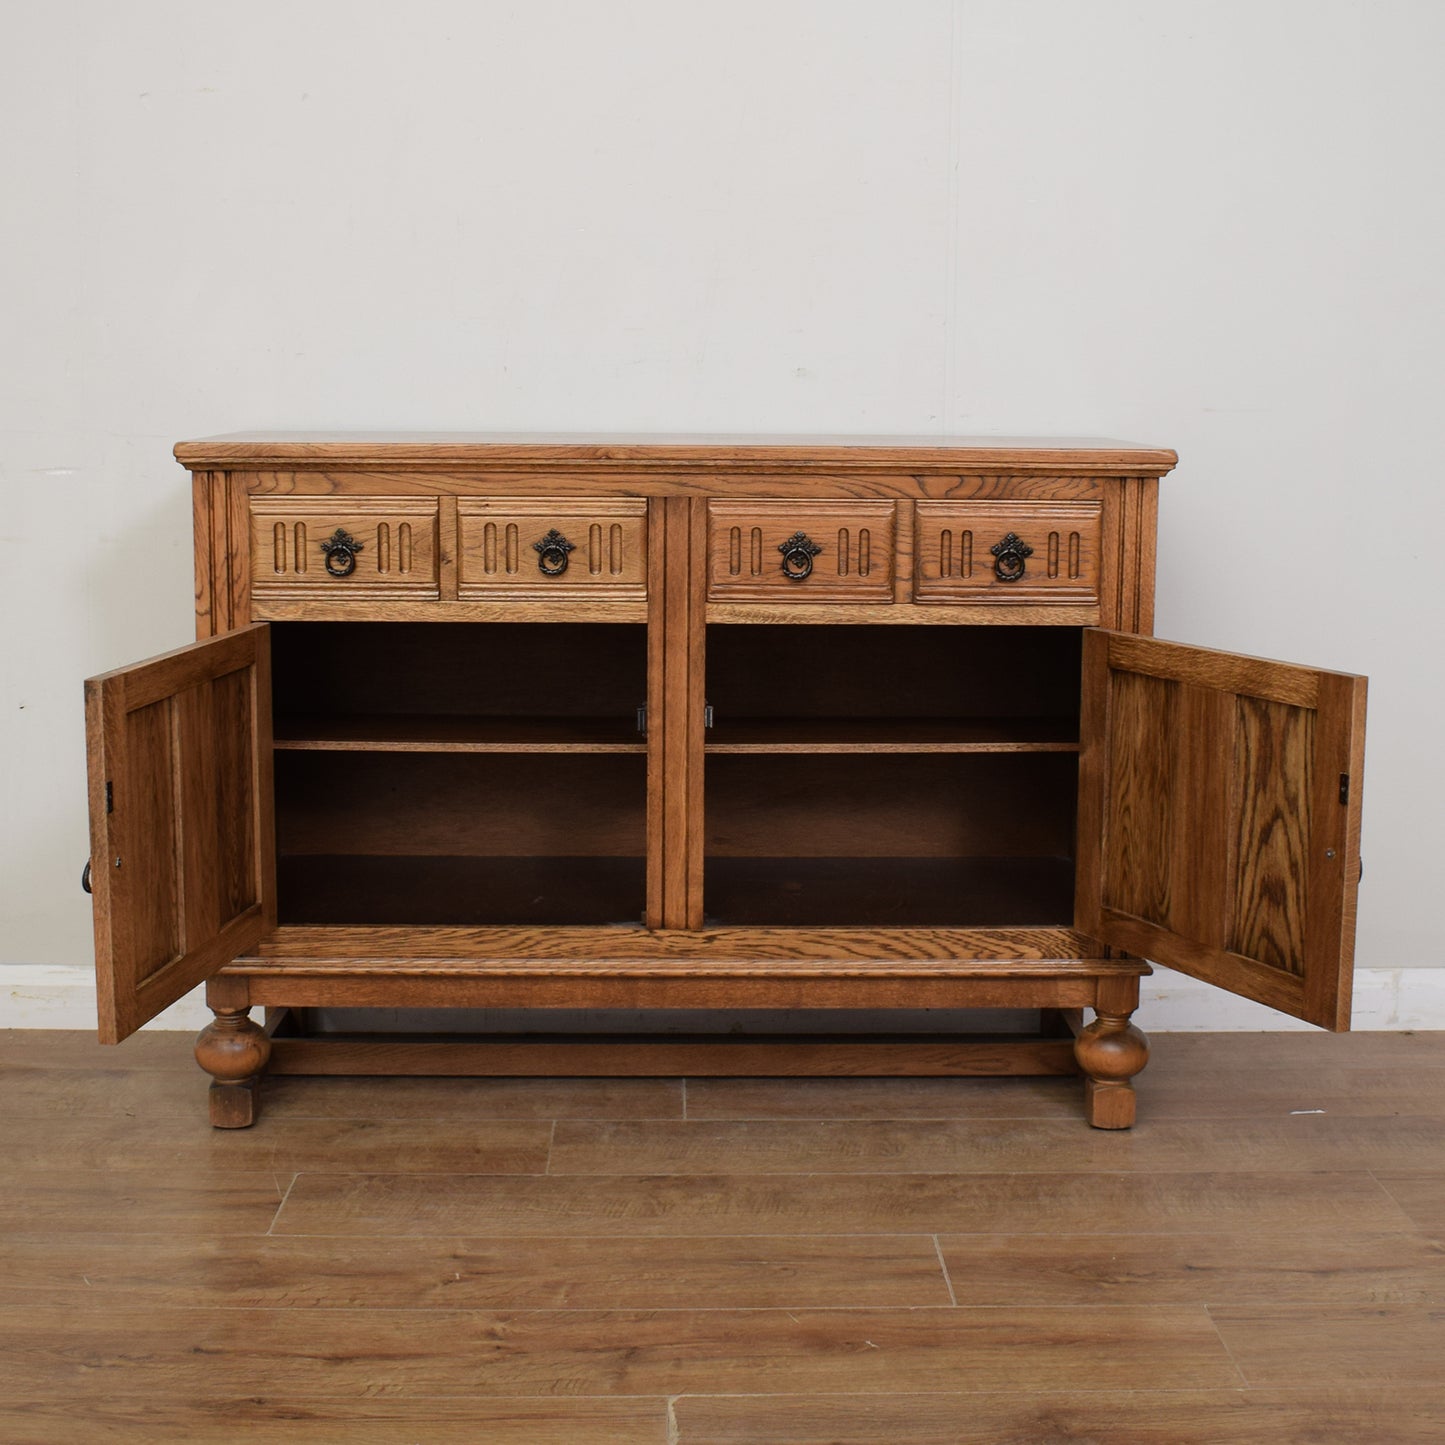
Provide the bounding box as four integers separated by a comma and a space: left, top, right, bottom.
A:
1075, 1009, 1149, 1129
195, 1007, 271, 1128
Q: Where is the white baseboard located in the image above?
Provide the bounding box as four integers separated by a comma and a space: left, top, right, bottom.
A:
4, 963, 1443, 1033
2, 965, 215, 1031
1138, 964, 1445, 1031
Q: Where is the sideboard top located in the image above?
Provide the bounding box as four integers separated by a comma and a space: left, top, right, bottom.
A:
174, 433, 1178, 476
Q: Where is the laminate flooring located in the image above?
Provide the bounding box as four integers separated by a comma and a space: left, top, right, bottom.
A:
2, 1028, 1443, 1443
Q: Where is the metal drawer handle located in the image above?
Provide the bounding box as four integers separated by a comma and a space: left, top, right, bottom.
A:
533, 529, 575, 577
81, 860, 92, 894
320, 528, 364, 578
778, 531, 822, 581
990, 532, 1033, 582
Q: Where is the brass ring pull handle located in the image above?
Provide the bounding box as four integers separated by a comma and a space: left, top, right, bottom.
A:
778, 531, 822, 581
533, 529, 575, 577
320, 528, 364, 578
81, 860, 92, 894
990, 532, 1033, 583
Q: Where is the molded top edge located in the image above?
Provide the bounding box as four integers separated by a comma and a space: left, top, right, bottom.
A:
174, 431, 1178, 473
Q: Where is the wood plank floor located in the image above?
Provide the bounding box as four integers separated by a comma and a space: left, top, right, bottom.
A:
2, 1029, 1443, 1443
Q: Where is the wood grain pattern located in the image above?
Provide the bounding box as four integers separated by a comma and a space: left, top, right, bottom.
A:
1141, 1068, 1445, 1119
1104, 631, 1327, 709
262, 1073, 685, 1120
1123, 474, 1160, 632
264, 1036, 1080, 1079
0, 1300, 1236, 1398
1080, 628, 1366, 1030
248, 496, 441, 601
238, 468, 1117, 499
706, 600, 1102, 625
1099, 667, 1175, 925
456, 497, 647, 601
673, 1389, 1445, 1444
233, 943, 1126, 978
0, 1114, 553, 1175
191, 471, 216, 638
1373, 1173, 1445, 1234
239, 924, 1105, 964
0, 1397, 666, 1444
546, 1114, 1445, 1178
0, 1066, 213, 1122
85, 625, 272, 1042
913, 499, 1102, 604
0, 1232, 950, 1309
683, 1075, 1082, 1120
706, 498, 897, 602
3, 1030, 1441, 1440
1306, 668, 1368, 1028
176, 432, 1180, 474
650, 496, 706, 927
1102, 1029, 1445, 1068
208, 471, 232, 632
1211, 1304, 1445, 1386
436, 492, 459, 600
684, 494, 708, 926
0, 1170, 285, 1235
937, 1231, 1445, 1306
244, 972, 1118, 1013
225, 471, 250, 626
256, 597, 650, 623
272, 1170, 1411, 1238
1231, 695, 1313, 972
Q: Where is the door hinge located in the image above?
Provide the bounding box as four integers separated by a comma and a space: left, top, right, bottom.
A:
636, 705, 715, 731
1339, 773, 1350, 805
105, 781, 113, 814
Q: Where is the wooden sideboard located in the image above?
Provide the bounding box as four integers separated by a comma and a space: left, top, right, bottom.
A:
82, 435, 1367, 1128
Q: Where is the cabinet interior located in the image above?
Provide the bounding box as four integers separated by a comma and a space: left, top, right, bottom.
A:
268, 621, 1084, 930
703, 625, 1083, 927
271, 622, 648, 926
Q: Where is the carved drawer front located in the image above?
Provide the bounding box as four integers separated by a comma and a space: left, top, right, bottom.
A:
913, 501, 1102, 604
250, 497, 440, 601
457, 499, 648, 601
707, 500, 896, 603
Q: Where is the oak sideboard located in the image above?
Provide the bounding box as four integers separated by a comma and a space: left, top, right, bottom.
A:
82, 435, 1367, 1128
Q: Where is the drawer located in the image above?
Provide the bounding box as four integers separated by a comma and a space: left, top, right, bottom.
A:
250, 497, 441, 600
707, 500, 896, 603
457, 499, 648, 601
913, 501, 1102, 604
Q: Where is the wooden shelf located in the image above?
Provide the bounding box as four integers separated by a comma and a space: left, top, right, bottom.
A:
274, 715, 1078, 755
274, 714, 646, 754
703, 717, 1079, 754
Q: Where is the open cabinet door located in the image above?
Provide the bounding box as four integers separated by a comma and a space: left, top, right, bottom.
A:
84, 624, 274, 1043
1076, 630, 1366, 1030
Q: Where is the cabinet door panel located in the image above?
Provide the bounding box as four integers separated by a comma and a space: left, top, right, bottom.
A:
1076, 630, 1365, 1029
85, 625, 274, 1043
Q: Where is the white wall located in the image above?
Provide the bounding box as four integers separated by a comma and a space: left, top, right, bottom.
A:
3, 1, 1441, 1026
